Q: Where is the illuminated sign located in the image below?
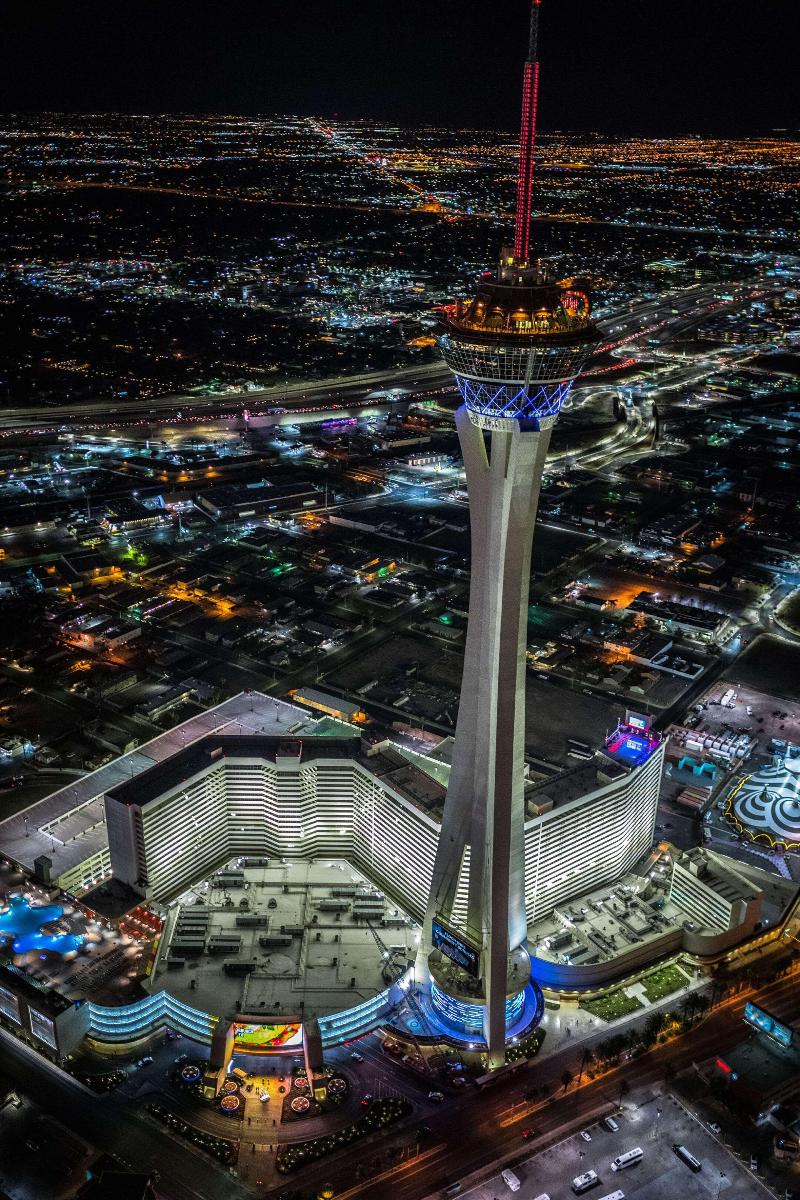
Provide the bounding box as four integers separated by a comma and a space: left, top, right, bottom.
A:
29, 1007, 57, 1049
431, 920, 481, 978
744, 1002, 793, 1048
626, 711, 651, 731
231, 1022, 303, 1053
625, 737, 648, 754
0, 983, 21, 1024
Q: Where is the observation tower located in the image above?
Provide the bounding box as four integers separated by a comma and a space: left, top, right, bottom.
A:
418, 0, 600, 1066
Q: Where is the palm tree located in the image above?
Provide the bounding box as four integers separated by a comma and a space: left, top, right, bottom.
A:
618, 1079, 630, 1107
577, 1048, 595, 1086
560, 1069, 574, 1093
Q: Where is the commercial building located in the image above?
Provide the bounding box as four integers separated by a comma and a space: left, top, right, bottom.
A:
0, 961, 89, 1057
0, 690, 670, 1057
669, 847, 762, 937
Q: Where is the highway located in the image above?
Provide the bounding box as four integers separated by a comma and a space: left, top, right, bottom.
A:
0, 277, 774, 437
37, 178, 794, 246
0, 360, 451, 434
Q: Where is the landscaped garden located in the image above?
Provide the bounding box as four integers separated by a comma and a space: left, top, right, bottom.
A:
276, 1097, 412, 1173
640, 962, 690, 1003
147, 1103, 235, 1163
581, 988, 644, 1021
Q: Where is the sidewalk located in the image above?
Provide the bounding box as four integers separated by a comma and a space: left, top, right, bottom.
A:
534, 964, 702, 1063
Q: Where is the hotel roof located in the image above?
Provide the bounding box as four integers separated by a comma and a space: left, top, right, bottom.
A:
0, 693, 312, 880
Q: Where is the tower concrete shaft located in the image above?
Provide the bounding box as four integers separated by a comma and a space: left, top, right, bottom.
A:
419, 0, 599, 1070
422, 408, 552, 1065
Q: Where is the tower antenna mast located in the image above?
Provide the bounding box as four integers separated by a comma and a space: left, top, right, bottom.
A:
513, 0, 542, 266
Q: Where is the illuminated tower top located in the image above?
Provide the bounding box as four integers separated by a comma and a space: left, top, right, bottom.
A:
513, 0, 542, 266
437, 0, 598, 432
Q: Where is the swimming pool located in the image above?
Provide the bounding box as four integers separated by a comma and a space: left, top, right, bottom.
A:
0, 893, 84, 955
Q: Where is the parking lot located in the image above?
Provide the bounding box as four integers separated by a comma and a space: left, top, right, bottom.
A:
462, 1089, 771, 1200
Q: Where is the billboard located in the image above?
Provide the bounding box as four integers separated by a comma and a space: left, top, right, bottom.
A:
626, 711, 652, 732
232, 1022, 303, 1053
625, 736, 649, 755
431, 919, 480, 978
744, 1001, 793, 1049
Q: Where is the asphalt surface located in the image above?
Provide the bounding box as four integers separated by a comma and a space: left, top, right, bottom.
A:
291, 972, 800, 1200
0, 1028, 251, 1200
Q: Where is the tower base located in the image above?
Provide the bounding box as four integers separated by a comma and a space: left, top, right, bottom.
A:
395, 980, 544, 1060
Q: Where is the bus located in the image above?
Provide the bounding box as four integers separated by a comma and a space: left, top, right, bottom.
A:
572, 1170, 600, 1194
597, 1193, 625, 1200
673, 1144, 702, 1173
611, 1147, 643, 1172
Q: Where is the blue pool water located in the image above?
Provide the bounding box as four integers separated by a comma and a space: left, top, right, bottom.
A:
0, 894, 84, 955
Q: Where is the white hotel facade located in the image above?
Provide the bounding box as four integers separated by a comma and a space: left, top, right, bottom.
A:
0, 693, 664, 1051
105, 723, 663, 929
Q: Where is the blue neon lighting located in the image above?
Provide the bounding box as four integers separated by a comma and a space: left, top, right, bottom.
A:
454, 376, 573, 427
430, 983, 526, 1034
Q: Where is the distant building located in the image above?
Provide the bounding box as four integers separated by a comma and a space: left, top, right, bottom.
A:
669, 846, 763, 940
289, 687, 365, 724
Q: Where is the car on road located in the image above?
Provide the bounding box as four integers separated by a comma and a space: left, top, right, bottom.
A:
350, 1051, 364, 1062
360, 1093, 373, 1107
580, 1129, 592, 1142
428, 1091, 444, 1103
521, 1127, 538, 1140
708, 1121, 721, 1134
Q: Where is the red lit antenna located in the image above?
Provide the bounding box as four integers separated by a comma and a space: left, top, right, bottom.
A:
512, 0, 542, 266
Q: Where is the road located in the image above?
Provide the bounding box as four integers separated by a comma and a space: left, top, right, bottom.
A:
0, 277, 774, 436
0, 1026, 250, 1200
0, 361, 451, 433
290, 972, 800, 1200
37, 178, 795, 246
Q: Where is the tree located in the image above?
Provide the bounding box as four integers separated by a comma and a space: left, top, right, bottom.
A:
560, 1069, 573, 1093
641, 1011, 668, 1048
577, 1048, 595, 1086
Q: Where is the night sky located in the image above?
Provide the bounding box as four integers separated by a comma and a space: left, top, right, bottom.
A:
1, 0, 795, 135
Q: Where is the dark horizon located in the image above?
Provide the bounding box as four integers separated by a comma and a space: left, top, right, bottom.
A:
1, 0, 795, 137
